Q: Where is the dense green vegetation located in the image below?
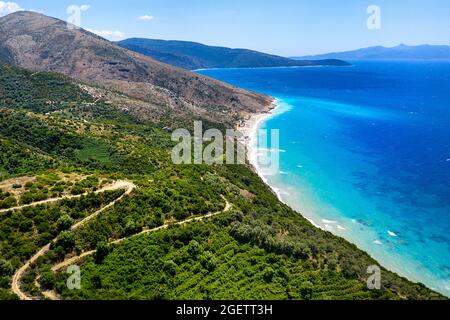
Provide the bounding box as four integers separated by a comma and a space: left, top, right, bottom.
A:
50, 163, 440, 300
51, 219, 395, 300
0, 190, 123, 263
0, 63, 445, 300
0, 64, 93, 113
0, 189, 124, 299
0, 107, 168, 177
0, 189, 16, 209
0, 137, 58, 180
73, 168, 225, 251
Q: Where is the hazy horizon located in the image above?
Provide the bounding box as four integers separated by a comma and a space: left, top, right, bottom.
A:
118, 39, 450, 58
1, 0, 450, 56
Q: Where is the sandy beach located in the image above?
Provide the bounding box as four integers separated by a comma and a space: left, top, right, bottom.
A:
238, 98, 279, 176
238, 99, 325, 230
237, 98, 324, 230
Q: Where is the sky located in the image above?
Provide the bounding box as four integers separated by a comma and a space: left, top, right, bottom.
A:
1, 0, 449, 56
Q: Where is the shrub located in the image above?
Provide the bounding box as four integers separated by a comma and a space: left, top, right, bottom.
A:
0, 196, 17, 209
0, 259, 14, 276
57, 215, 74, 231
95, 241, 110, 264
55, 231, 75, 252
40, 267, 56, 290
263, 267, 275, 282
70, 185, 84, 195
299, 281, 314, 300
163, 260, 178, 276
200, 251, 217, 272
187, 240, 202, 256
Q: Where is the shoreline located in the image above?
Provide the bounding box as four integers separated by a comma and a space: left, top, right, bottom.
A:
193, 63, 353, 73
237, 99, 449, 297
237, 98, 324, 230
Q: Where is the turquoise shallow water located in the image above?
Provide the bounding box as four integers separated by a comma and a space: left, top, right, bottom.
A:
198, 61, 450, 296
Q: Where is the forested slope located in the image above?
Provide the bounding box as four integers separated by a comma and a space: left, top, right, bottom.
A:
0, 63, 444, 300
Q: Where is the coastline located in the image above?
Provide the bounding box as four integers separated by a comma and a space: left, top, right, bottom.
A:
237, 99, 447, 296
237, 98, 324, 230
201, 66, 450, 298
238, 98, 449, 297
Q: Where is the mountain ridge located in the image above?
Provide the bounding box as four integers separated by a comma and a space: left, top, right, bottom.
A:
0, 11, 272, 126
294, 44, 450, 60
117, 38, 350, 70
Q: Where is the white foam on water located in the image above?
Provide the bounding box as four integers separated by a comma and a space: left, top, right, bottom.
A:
259, 148, 287, 153
273, 188, 290, 196
388, 231, 398, 237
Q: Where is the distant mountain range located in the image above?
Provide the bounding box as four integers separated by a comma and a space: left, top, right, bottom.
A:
117, 38, 350, 70
294, 44, 450, 60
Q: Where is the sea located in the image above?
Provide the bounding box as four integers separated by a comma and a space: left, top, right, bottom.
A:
197, 61, 450, 296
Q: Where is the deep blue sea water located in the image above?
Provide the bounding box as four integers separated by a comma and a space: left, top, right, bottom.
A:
198, 61, 450, 296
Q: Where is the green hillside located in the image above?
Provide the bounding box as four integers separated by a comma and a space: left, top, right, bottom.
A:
0, 63, 444, 300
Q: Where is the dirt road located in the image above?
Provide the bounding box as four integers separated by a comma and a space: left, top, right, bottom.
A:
45, 197, 232, 300
10, 180, 136, 300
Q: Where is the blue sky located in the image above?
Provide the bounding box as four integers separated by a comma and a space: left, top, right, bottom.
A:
1, 0, 450, 56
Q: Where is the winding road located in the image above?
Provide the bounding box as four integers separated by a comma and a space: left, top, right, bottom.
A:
10, 180, 136, 300
44, 197, 232, 300
10, 180, 232, 301
52, 197, 232, 273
